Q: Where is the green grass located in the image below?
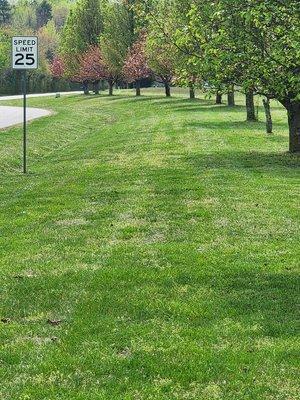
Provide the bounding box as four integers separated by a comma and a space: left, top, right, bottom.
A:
0, 88, 299, 400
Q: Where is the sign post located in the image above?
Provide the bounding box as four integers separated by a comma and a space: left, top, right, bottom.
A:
12, 36, 38, 174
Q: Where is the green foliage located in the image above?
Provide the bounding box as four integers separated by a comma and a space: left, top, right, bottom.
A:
52, 2, 70, 31
99, 1, 133, 80
0, 0, 11, 25
146, 27, 177, 84
0, 27, 10, 70
61, 0, 103, 54
185, 0, 300, 102
38, 20, 59, 72
60, 0, 103, 78
12, 0, 37, 31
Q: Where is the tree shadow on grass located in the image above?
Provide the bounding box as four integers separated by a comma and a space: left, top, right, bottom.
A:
76, 94, 131, 102
182, 269, 300, 338
185, 119, 288, 132
175, 104, 245, 113
185, 150, 300, 176
174, 103, 285, 113
152, 97, 214, 107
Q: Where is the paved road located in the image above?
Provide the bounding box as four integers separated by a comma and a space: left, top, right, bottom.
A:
0, 91, 81, 129
0, 91, 81, 101
0, 106, 52, 129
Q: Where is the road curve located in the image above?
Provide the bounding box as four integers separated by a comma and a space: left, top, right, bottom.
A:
0, 105, 52, 129
0, 91, 82, 129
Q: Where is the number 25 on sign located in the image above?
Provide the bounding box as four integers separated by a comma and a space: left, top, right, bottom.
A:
12, 36, 38, 174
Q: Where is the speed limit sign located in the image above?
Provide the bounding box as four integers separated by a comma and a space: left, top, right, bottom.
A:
12, 36, 38, 70
12, 36, 38, 174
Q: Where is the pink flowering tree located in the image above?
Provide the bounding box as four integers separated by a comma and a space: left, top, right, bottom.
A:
50, 56, 65, 78
76, 45, 107, 94
50, 56, 65, 91
123, 32, 152, 96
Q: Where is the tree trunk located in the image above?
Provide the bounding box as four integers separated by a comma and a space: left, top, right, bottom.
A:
108, 80, 114, 96
189, 86, 195, 99
263, 97, 273, 134
83, 81, 89, 95
227, 86, 235, 106
246, 90, 257, 121
216, 92, 222, 104
136, 80, 141, 96
51, 77, 57, 92
93, 80, 100, 95
164, 82, 171, 97
282, 100, 300, 153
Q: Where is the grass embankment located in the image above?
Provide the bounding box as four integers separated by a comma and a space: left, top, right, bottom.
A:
0, 89, 299, 399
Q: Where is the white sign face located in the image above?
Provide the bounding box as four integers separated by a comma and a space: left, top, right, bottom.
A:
12, 36, 38, 70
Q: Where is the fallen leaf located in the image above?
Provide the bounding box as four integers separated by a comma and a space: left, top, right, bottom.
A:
117, 347, 132, 359
47, 319, 62, 326
13, 270, 36, 279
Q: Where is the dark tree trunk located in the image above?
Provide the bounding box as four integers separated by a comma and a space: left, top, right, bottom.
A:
189, 86, 195, 99
216, 92, 222, 104
51, 77, 57, 92
263, 97, 273, 134
93, 80, 100, 95
83, 81, 89, 95
136, 80, 141, 96
108, 80, 114, 96
227, 86, 235, 106
281, 99, 300, 153
164, 82, 171, 97
246, 90, 257, 121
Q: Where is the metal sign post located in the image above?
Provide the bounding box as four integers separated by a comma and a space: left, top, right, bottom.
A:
12, 36, 38, 174
22, 70, 27, 173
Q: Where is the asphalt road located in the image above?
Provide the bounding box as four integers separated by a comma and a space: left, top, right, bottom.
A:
0, 90, 81, 101
0, 105, 52, 129
0, 91, 81, 129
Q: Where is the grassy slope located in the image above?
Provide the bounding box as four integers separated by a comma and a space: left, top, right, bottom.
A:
0, 89, 299, 400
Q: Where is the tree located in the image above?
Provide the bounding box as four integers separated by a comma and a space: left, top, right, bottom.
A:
198, 0, 300, 151
123, 31, 152, 96
50, 55, 65, 91
53, 3, 70, 31
12, 1, 37, 30
60, 0, 103, 79
174, 55, 203, 100
233, 0, 299, 150
263, 97, 273, 135
134, 0, 200, 99
50, 56, 65, 79
0, 27, 9, 70
146, 29, 176, 97
169, 0, 300, 151
76, 45, 106, 94
0, 0, 11, 25
227, 84, 235, 107
38, 20, 59, 72
36, 0, 52, 29
100, 1, 134, 96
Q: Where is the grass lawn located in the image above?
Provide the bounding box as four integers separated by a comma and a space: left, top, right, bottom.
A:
0, 88, 299, 399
